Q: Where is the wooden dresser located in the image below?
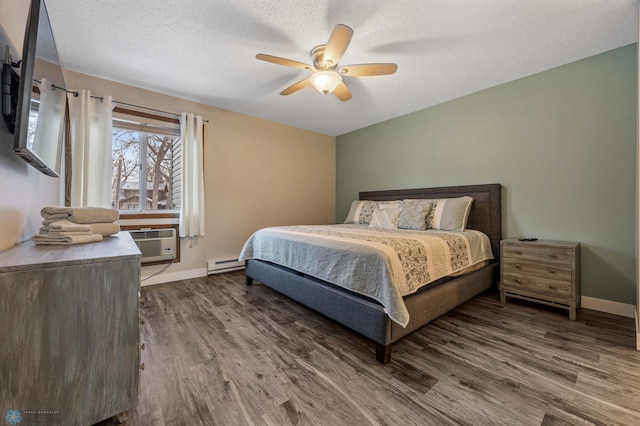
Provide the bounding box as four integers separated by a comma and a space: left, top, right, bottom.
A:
0, 233, 141, 425
500, 239, 581, 320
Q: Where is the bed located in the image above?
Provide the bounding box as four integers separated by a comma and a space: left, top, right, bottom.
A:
240, 183, 502, 363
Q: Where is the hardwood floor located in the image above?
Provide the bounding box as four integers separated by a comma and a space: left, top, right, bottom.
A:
106, 271, 640, 425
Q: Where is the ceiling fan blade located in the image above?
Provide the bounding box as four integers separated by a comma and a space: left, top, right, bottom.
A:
256, 54, 313, 71
280, 77, 311, 96
322, 24, 353, 67
339, 63, 398, 77
333, 81, 352, 101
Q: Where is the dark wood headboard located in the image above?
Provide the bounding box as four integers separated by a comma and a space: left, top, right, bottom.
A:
359, 183, 502, 260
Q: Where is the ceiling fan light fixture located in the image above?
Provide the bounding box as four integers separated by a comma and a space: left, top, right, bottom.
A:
310, 70, 342, 94
256, 24, 396, 101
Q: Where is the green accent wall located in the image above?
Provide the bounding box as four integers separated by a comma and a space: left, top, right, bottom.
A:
336, 44, 638, 304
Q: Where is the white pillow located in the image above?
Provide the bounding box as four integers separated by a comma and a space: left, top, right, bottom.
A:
344, 200, 364, 224
369, 208, 401, 230
428, 196, 474, 231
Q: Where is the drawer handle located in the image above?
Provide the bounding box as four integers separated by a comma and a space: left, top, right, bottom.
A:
141, 343, 146, 351
515, 278, 522, 284
140, 363, 145, 371
140, 318, 145, 325
515, 264, 521, 269
514, 250, 522, 255
548, 268, 555, 274
548, 253, 557, 259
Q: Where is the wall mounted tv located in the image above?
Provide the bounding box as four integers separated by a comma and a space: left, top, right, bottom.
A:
1, 0, 66, 177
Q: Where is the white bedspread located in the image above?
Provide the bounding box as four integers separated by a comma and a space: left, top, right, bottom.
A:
238, 224, 493, 327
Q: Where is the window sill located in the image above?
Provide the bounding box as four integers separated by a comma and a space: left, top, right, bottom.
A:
119, 212, 180, 220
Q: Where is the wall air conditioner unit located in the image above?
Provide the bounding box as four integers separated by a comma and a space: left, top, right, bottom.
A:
207, 258, 245, 274
128, 228, 176, 264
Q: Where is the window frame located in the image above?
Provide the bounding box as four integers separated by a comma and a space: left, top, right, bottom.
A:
111, 106, 181, 215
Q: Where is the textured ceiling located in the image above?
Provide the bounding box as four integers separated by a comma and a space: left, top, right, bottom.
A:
44, 0, 638, 137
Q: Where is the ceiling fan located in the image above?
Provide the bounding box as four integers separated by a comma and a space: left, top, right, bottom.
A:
256, 24, 398, 101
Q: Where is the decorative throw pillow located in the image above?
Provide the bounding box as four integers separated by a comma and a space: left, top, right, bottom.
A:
429, 196, 474, 231
344, 200, 401, 225
369, 208, 401, 229
398, 200, 432, 230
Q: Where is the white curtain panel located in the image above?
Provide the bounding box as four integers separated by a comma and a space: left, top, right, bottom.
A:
179, 112, 205, 237
32, 78, 66, 174
66, 91, 113, 207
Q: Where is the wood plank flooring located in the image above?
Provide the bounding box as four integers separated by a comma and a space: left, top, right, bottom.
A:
101, 271, 640, 425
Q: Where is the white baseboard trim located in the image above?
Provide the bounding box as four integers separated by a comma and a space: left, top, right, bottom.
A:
581, 296, 635, 318
635, 309, 640, 351
141, 267, 207, 287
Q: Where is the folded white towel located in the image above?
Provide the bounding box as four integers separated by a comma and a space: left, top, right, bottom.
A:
89, 222, 121, 237
69, 207, 119, 224
40, 206, 119, 224
49, 231, 93, 237
41, 206, 72, 218
32, 233, 103, 245
46, 220, 92, 233
41, 213, 71, 222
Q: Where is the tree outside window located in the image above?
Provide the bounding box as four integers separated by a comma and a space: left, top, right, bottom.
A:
111, 126, 180, 212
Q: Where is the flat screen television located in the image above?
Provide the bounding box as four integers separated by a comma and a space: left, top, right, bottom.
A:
1, 0, 66, 177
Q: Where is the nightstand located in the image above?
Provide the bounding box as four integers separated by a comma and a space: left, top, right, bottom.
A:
500, 239, 581, 320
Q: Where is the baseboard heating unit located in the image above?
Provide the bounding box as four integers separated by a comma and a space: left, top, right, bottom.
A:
207, 258, 245, 274
128, 229, 177, 264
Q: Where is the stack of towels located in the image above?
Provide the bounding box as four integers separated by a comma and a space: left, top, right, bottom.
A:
32, 206, 121, 245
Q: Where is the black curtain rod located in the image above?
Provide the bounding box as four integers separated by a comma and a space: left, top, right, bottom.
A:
37, 79, 209, 122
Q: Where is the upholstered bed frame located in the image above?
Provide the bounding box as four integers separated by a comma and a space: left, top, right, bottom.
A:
245, 183, 502, 363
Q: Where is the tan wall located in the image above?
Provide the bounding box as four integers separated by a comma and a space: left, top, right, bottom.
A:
0, 0, 334, 279
62, 71, 337, 282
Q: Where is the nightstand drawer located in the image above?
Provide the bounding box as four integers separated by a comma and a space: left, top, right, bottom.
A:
502, 244, 574, 267
502, 272, 572, 297
502, 256, 572, 282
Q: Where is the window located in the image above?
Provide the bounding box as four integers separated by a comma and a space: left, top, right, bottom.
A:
111, 111, 182, 212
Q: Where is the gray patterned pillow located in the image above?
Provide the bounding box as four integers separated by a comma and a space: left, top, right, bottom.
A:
398, 200, 433, 230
